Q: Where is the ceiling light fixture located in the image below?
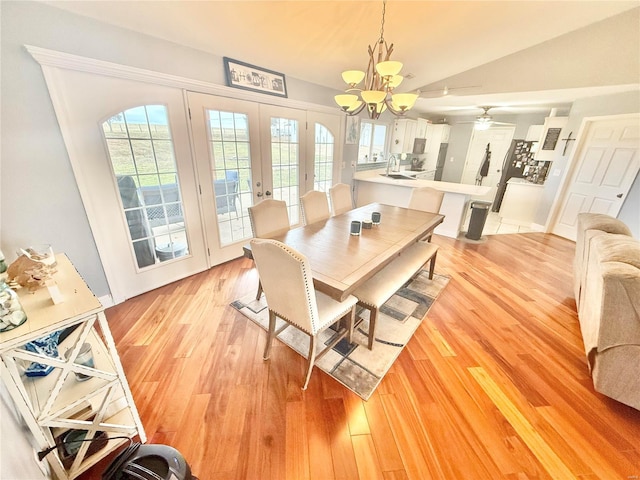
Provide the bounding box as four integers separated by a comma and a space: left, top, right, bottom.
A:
334, 0, 418, 120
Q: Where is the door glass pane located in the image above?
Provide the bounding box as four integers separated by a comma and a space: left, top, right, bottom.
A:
207, 110, 253, 246
103, 105, 189, 269
314, 123, 334, 192
271, 117, 300, 224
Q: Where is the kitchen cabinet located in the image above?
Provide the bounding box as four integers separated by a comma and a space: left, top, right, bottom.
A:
415, 118, 429, 139
0, 254, 145, 480
390, 118, 417, 154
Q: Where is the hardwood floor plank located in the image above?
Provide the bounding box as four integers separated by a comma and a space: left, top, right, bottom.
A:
469, 366, 577, 479
351, 434, 386, 480
77, 233, 640, 480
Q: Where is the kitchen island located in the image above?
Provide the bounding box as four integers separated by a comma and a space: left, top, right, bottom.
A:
354, 169, 491, 238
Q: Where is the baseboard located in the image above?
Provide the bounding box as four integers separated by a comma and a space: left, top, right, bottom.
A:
98, 294, 115, 308
531, 223, 546, 232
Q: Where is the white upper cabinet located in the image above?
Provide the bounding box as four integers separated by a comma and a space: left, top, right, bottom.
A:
390, 118, 417, 154
416, 118, 429, 139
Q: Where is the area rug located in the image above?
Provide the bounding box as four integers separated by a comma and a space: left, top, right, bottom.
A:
231, 270, 450, 400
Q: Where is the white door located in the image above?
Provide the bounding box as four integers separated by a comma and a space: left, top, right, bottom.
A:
187, 92, 263, 265
552, 115, 640, 240
307, 111, 344, 194
461, 127, 515, 201
42, 68, 208, 303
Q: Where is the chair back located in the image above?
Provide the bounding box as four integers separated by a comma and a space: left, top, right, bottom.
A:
329, 183, 353, 216
408, 187, 444, 213
250, 239, 320, 334
248, 199, 290, 238
300, 191, 331, 225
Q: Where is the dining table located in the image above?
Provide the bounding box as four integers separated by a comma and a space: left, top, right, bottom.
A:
247, 202, 444, 301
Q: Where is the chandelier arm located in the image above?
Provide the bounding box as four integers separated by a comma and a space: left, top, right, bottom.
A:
344, 102, 367, 117
383, 97, 408, 117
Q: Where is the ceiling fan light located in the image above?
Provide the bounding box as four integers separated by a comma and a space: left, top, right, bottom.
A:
361, 90, 387, 105
334, 94, 359, 110
376, 61, 403, 78
474, 121, 491, 131
342, 70, 365, 86
391, 93, 418, 111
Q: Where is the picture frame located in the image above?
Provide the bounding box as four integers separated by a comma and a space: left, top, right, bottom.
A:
223, 57, 288, 98
345, 115, 360, 145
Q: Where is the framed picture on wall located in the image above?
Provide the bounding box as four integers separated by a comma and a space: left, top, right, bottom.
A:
346, 116, 360, 144
223, 57, 288, 98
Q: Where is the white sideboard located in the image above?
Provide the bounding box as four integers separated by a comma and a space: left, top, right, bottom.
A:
0, 254, 145, 479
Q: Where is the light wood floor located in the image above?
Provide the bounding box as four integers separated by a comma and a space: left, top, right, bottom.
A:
82, 233, 640, 480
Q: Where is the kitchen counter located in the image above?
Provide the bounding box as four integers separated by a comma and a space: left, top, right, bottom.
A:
499, 178, 544, 227
354, 169, 491, 238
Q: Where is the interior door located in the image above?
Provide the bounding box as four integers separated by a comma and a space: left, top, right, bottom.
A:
188, 92, 262, 265
461, 127, 516, 201
552, 115, 640, 240
42, 68, 208, 303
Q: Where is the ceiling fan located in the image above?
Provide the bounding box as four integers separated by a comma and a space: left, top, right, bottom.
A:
416, 85, 482, 98
456, 106, 515, 130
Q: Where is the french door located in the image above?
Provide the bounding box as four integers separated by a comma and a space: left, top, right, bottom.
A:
188, 93, 343, 265
42, 69, 209, 304
43, 64, 342, 302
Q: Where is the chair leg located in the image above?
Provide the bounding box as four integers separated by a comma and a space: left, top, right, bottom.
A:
263, 310, 277, 360
428, 251, 438, 280
347, 307, 355, 344
367, 307, 378, 350
256, 280, 263, 301
302, 334, 317, 390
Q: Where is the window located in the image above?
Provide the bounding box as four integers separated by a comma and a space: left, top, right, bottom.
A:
313, 123, 334, 192
103, 105, 189, 268
358, 121, 388, 164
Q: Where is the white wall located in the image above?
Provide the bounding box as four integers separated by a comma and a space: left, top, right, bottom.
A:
0, 1, 337, 298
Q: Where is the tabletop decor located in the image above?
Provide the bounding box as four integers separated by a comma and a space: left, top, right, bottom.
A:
232, 269, 449, 400
223, 57, 287, 98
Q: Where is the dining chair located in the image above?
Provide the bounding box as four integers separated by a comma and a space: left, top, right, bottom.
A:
248, 199, 290, 300
300, 190, 331, 225
353, 241, 439, 349
250, 238, 357, 390
329, 183, 353, 216
408, 187, 445, 242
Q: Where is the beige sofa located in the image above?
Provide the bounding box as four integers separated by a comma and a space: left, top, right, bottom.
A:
574, 213, 640, 410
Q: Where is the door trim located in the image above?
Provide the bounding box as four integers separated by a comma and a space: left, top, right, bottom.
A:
545, 113, 640, 234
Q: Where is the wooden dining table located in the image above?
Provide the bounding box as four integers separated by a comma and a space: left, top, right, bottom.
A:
252, 202, 444, 301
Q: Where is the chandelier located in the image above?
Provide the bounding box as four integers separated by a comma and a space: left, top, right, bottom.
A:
334, 0, 418, 120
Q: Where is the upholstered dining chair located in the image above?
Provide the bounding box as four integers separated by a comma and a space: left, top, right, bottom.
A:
250, 238, 357, 390
408, 187, 445, 242
300, 190, 331, 225
248, 199, 290, 299
328, 183, 353, 216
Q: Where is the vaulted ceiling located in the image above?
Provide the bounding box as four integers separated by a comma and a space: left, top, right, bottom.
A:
42, 1, 640, 117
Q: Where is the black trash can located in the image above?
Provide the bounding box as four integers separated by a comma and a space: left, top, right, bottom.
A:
466, 201, 492, 240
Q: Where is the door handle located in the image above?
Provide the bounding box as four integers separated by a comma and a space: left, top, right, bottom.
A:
265, 191, 272, 197
616, 193, 623, 198
256, 192, 263, 197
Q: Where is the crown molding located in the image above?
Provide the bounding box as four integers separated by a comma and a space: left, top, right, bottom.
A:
24, 45, 338, 115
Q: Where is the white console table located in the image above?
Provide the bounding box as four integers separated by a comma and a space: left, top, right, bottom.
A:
0, 254, 145, 479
